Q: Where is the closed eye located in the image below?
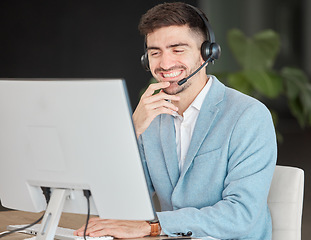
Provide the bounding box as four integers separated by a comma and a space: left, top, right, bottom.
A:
173, 49, 185, 54
149, 50, 161, 57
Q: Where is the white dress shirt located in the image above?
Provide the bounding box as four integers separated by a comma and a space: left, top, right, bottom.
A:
172, 76, 219, 240
173, 77, 213, 172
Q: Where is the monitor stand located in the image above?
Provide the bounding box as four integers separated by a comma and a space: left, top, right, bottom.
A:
36, 188, 72, 240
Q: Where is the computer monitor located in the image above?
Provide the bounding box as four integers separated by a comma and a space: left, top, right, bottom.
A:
0, 79, 155, 223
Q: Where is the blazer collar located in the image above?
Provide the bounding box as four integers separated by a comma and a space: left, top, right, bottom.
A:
160, 114, 180, 187
158, 76, 225, 185
180, 76, 225, 178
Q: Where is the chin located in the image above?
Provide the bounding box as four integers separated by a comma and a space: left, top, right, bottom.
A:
163, 83, 187, 95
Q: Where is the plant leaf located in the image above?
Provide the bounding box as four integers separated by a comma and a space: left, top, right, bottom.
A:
242, 70, 283, 98
227, 72, 253, 95
300, 85, 311, 116
253, 30, 280, 69
227, 29, 280, 70
288, 98, 305, 127
281, 67, 309, 99
281, 67, 311, 127
227, 29, 249, 69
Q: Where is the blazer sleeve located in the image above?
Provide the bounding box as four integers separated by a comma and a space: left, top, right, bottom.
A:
157, 102, 277, 239
137, 135, 155, 198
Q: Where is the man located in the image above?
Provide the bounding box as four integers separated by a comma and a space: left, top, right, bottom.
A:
75, 2, 277, 239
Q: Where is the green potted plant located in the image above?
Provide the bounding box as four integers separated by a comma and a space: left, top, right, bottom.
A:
215, 29, 311, 131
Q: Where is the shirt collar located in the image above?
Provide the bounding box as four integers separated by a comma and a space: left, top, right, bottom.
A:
190, 75, 213, 111
172, 75, 213, 118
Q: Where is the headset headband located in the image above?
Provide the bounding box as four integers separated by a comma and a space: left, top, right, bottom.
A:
186, 4, 215, 43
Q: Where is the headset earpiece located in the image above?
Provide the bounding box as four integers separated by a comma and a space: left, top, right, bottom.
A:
201, 41, 221, 62
209, 42, 221, 61
200, 41, 211, 62
141, 52, 150, 71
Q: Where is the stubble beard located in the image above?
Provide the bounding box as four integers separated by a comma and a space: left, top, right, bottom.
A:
162, 80, 190, 95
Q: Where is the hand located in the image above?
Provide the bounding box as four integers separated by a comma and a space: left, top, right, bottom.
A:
132, 81, 180, 138
74, 218, 150, 238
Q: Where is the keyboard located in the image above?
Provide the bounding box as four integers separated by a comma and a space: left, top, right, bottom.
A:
7, 224, 113, 240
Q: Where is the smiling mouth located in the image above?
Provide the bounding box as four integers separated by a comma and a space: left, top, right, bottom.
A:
162, 71, 182, 79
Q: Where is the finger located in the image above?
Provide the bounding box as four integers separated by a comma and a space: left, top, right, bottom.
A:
154, 106, 177, 116
74, 224, 86, 235
142, 82, 170, 98
88, 228, 114, 238
74, 220, 100, 236
144, 91, 180, 105
147, 99, 179, 112
75, 217, 101, 231
78, 220, 113, 236
88, 223, 148, 239
87, 226, 131, 238
146, 107, 177, 121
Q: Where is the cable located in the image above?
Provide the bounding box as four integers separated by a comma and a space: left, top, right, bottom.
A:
83, 190, 92, 240
0, 187, 51, 238
41, 187, 51, 204
0, 213, 44, 238
1, 189, 91, 239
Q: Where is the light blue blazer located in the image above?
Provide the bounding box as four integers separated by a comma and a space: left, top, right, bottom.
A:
138, 76, 277, 240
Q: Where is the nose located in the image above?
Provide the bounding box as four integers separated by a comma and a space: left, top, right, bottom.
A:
158, 51, 176, 70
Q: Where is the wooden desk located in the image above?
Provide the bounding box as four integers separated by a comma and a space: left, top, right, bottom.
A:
0, 211, 190, 240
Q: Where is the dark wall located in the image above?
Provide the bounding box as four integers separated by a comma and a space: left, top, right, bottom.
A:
0, 0, 197, 109
0, 0, 199, 211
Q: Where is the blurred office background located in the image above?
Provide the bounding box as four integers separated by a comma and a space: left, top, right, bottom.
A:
0, 0, 310, 239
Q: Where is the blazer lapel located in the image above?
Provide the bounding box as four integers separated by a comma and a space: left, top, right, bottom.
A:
160, 114, 180, 187
180, 77, 225, 178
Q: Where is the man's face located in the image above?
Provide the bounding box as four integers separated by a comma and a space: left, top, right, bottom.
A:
146, 25, 204, 95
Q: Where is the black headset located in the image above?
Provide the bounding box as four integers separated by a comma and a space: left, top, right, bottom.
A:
140, 4, 221, 72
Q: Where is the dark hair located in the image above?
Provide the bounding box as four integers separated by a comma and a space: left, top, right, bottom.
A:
138, 2, 207, 41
